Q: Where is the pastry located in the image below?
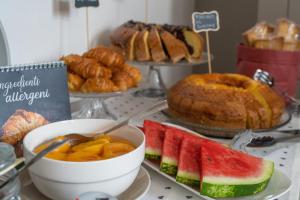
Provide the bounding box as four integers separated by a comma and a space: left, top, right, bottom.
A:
62, 45, 142, 93
123, 64, 142, 83
62, 54, 112, 79
1, 109, 48, 145
67, 72, 85, 91
112, 71, 136, 91
81, 78, 118, 93
167, 73, 285, 129
83, 46, 125, 71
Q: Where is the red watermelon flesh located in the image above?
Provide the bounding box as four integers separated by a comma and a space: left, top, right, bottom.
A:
200, 141, 274, 198
143, 120, 166, 160
201, 142, 263, 178
160, 127, 185, 175
176, 134, 220, 186
176, 137, 201, 186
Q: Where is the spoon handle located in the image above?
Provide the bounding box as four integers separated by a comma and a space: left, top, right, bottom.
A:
0, 158, 25, 177
98, 99, 167, 136
0, 138, 68, 189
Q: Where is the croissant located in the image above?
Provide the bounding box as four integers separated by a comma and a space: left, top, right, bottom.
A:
83, 46, 125, 71
1, 109, 48, 145
68, 72, 85, 91
123, 64, 142, 84
62, 54, 112, 79
81, 78, 118, 93
112, 71, 136, 91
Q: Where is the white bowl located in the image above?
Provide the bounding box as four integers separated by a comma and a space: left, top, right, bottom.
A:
23, 119, 145, 200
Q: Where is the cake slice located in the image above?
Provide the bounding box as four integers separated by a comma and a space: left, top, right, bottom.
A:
200, 141, 274, 198
148, 27, 167, 62
182, 29, 204, 62
160, 30, 187, 63
134, 30, 151, 61
110, 25, 139, 61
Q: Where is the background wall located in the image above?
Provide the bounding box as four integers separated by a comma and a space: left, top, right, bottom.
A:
0, 0, 195, 88
0, 0, 300, 94
195, 0, 300, 97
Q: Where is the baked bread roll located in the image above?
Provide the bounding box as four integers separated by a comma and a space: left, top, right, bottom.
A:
81, 78, 118, 93
83, 46, 125, 71
67, 72, 85, 91
243, 22, 274, 46
254, 37, 284, 50
167, 73, 285, 130
275, 18, 300, 41
1, 110, 48, 145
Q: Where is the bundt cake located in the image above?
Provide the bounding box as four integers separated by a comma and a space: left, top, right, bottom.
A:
167, 73, 285, 130
110, 20, 204, 63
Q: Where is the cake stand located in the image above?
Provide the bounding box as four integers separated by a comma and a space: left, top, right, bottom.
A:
128, 52, 209, 98
70, 88, 139, 119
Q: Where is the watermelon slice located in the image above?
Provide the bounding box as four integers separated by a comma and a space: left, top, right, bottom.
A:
160, 127, 184, 175
200, 142, 274, 198
143, 120, 166, 160
176, 134, 221, 186
176, 137, 201, 186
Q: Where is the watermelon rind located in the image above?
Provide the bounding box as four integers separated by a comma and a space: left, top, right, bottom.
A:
176, 171, 200, 186
200, 160, 274, 198
160, 157, 178, 175
145, 148, 161, 160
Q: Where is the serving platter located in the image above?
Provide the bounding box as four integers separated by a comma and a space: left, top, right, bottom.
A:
162, 109, 292, 138
21, 166, 151, 200
143, 160, 291, 200
143, 123, 291, 200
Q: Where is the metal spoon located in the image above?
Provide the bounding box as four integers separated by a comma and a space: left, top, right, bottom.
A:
247, 134, 300, 147
0, 139, 67, 189
64, 99, 167, 146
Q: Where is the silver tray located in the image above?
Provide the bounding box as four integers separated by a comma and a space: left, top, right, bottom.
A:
162, 109, 292, 138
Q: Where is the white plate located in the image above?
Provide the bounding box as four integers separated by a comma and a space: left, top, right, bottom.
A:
143, 123, 291, 200
20, 166, 151, 200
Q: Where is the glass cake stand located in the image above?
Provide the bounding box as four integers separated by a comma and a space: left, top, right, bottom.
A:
128, 52, 209, 98
70, 88, 139, 119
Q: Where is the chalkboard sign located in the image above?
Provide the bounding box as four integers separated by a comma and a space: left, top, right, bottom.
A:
75, 0, 99, 8
0, 62, 71, 145
192, 11, 220, 32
